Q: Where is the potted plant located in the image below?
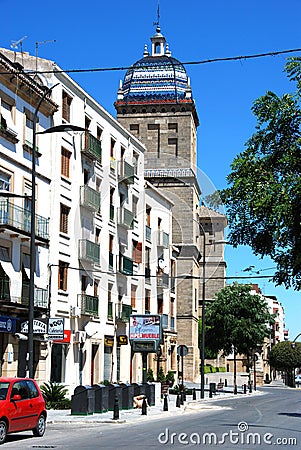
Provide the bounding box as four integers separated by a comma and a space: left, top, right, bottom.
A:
165, 370, 175, 387
146, 368, 155, 382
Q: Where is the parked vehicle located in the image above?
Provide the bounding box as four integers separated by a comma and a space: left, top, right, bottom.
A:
0, 377, 47, 445
295, 374, 301, 384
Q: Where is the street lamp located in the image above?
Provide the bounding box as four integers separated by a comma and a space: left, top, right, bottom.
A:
198, 220, 206, 399
28, 83, 85, 378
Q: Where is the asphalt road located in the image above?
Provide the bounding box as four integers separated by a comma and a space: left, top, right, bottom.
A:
4, 385, 301, 449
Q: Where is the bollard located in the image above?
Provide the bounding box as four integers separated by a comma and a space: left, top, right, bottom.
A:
180, 392, 184, 405
176, 394, 181, 407
234, 384, 238, 395
224, 379, 227, 387
163, 393, 168, 411
209, 385, 213, 398
243, 384, 247, 394
249, 382, 252, 393
192, 388, 196, 400
113, 396, 119, 420
141, 397, 147, 415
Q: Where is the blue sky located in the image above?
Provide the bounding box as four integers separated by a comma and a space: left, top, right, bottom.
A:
1, 0, 301, 339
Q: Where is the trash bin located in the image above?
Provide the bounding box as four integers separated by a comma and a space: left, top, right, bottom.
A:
119, 383, 135, 410
93, 384, 109, 413
132, 382, 143, 397
108, 383, 123, 411
142, 382, 155, 406
71, 385, 95, 415
209, 382, 216, 395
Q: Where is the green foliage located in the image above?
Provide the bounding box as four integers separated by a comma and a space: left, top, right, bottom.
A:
146, 368, 155, 382
165, 370, 175, 386
198, 319, 218, 359
99, 380, 110, 386
40, 381, 70, 410
205, 283, 275, 357
211, 57, 301, 289
156, 366, 166, 383
269, 341, 301, 371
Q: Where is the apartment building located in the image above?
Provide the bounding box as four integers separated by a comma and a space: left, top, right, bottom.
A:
0, 48, 177, 391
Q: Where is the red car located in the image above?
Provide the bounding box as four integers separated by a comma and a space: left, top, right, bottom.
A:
0, 377, 47, 445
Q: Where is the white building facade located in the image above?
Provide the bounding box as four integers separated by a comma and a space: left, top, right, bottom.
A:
0, 48, 177, 392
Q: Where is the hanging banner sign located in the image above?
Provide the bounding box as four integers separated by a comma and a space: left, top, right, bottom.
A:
48, 318, 65, 340
0, 316, 17, 333
129, 315, 161, 340
117, 335, 128, 345
21, 319, 48, 334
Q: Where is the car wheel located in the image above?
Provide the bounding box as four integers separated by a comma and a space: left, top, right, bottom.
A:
0, 420, 8, 445
32, 414, 46, 437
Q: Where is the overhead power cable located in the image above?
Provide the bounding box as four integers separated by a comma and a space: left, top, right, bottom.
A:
1, 47, 301, 76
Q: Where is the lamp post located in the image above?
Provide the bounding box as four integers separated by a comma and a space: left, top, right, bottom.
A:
28, 83, 85, 378
198, 220, 206, 399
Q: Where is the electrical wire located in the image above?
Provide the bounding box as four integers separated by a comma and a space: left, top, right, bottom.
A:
1, 47, 301, 76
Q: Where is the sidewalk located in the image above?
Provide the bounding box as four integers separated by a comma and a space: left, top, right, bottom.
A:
46, 385, 263, 425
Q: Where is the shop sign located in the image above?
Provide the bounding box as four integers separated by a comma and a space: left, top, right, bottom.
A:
117, 335, 128, 345
21, 318, 48, 334
53, 329, 71, 344
104, 336, 114, 347
0, 316, 17, 333
48, 318, 64, 340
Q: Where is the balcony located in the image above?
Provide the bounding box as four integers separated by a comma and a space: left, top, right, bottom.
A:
81, 132, 102, 163
80, 186, 101, 213
109, 252, 114, 271
110, 205, 115, 222
0, 201, 49, 242
170, 316, 175, 331
145, 267, 151, 284
21, 283, 48, 309
118, 161, 134, 184
117, 304, 132, 322
78, 239, 100, 264
108, 301, 113, 320
157, 231, 169, 248
0, 277, 10, 301
157, 273, 169, 289
161, 314, 169, 330
78, 293, 99, 316
119, 254, 133, 275
145, 225, 151, 242
170, 277, 176, 294
118, 207, 134, 229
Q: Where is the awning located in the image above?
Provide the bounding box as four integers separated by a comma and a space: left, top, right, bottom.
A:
22, 253, 46, 289
0, 247, 21, 300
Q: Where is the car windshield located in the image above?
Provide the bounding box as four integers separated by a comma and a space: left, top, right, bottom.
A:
0, 382, 10, 400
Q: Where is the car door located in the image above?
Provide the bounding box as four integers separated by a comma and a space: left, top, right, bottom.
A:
25, 380, 42, 427
8, 380, 33, 432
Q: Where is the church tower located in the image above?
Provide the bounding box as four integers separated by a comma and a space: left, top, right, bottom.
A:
115, 26, 225, 381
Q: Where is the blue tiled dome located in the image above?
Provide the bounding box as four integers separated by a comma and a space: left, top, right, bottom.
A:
121, 55, 189, 104
116, 27, 193, 106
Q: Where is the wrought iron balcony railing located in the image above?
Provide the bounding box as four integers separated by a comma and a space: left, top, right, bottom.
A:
157, 230, 169, 248
81, 132, 102, 163
78, 239, 100, 264
78, 293, 99, 316
0, 201, 49, 241
21, 283, 48, 309
119, 254, 134, 275
145, 225, 151, 242
80, 186, 101, 213
118, 161, 134, 184
117, 207, 134, 229
117, 304, 132, 322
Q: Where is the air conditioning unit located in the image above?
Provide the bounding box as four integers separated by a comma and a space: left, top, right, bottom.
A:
74, 331, 86, 343
70, 306, 81, 318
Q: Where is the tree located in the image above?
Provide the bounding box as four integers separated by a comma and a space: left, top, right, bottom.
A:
269, 341, 301, 386
208, 57, 301, 289
205, 283, 275, 389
